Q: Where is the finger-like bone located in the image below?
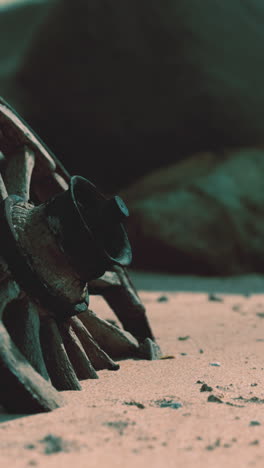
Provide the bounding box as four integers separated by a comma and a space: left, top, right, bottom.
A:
0, 321, 63, 413
78, 309, 139, 358
4, 146, 35, 200
3, 298, 50, 380
70, 316, 120, 371
40, 317, 81, 391
58, 320, 98, 380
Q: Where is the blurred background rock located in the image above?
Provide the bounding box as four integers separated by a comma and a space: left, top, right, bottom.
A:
1, 0, 264, 275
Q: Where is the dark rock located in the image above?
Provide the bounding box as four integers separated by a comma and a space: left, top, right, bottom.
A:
8, 0, 264, 193
200, 383, 213, 392
123, 401, 145, 409
40, 434, 70, 455
208, 293, 223, 303
207, 395, 223, 404
157, 295, 169, 303
178, 336, 190, 341
155, 399, 182, 409
124, 149, 264, 274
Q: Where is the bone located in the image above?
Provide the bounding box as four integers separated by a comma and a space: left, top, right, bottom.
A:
58, 320, 98, 380
40, 317, 81, 391
70, 316, 120, 371
4, 146, 35, 201
2, 298, 50, 380
78, 309, 139, 359
0, 321, 64, 413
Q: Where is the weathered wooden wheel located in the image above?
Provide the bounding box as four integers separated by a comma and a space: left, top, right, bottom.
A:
0, 97, 160, 414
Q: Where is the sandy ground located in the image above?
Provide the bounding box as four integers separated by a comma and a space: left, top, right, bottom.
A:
1, 272, 264, 467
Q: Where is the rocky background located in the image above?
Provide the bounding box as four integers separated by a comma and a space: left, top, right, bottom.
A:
1, 0, 264, 275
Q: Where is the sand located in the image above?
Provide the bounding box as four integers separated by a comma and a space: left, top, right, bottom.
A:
1, 272, 264, 467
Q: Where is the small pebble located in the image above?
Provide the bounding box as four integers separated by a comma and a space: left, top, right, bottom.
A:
208, 293, 223, 302
256, 313, 264, 318
250, 421, 261, 426
249, 440, 259, 445
207, 395, 223, 404
210, 362, 221, 367
157, 295, 169, 303
200, 383, 213, 392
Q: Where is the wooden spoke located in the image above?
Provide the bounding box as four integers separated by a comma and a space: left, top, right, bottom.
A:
0, 321, 64, 413
2, 298, 50, 380
40, 317, 81, 391
78, 309, 139, 359
4, 146, 35, 201
0, 172, 7, 201
58, 320, 98, 380
70, 316, 120, 371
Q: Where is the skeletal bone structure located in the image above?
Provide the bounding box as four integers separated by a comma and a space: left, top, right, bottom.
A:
0, 97, 160, 414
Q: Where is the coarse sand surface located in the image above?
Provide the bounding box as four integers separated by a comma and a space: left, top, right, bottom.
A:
1, 272, 264, 467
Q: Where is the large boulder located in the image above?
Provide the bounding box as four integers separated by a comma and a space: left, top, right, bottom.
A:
122, 148, 264, 275
0, 1, 52, 100
11, 0, 264, 192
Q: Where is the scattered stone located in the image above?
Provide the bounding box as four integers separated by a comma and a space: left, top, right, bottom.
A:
207, 395, 223, 404
205, 439, 221, 451
180, 353, 187, 356
225, 402, 245, 408
157, 295, 169, 303
160, 355, 175, 360
178, 336, 190, 341
40, 434, 70, 455
256, 313, 264, 318
104, 420, 135, 435
200, 383, 213, 392
208, 294, 223, 302
234, 396, 264, 404
249, 440, 259, 445
124, 401, 145, 409
196, 380, 205, 384
251, 383, 258, 387
250, 421, 261, 426
210, 362, 221, 367
199, 349, 204, 354
155, 399, 182, 409
25, 444, 35, 450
